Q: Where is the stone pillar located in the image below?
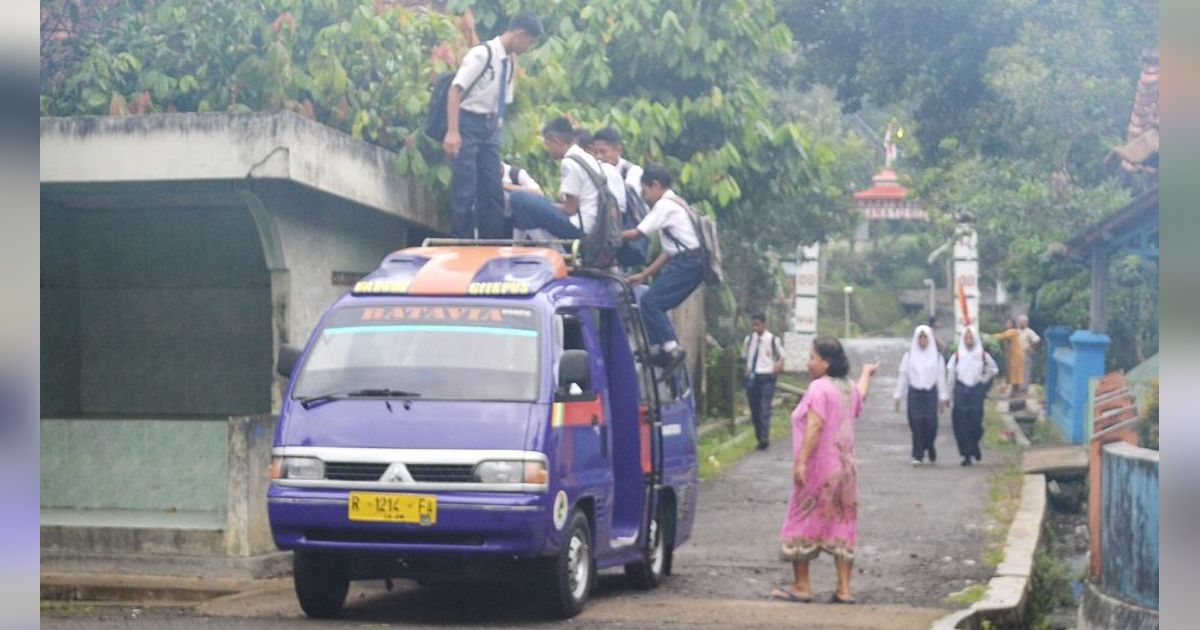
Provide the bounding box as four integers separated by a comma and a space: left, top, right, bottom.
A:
225, 414, 278, 558
1044, 326, 1072, 417
1068, 330, 1111, 443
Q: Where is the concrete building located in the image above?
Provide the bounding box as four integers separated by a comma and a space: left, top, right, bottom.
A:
40, 111, 445, 575
40, 111, 706, 576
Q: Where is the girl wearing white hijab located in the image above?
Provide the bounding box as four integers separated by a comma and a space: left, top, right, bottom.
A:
893, 325, 948, 465
946, 326, 999, 466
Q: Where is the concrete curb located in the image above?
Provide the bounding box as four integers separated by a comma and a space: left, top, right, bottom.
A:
931, 474, 1047, 630
40, 572, 265, 605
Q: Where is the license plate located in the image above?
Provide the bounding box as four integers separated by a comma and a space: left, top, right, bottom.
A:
348, 492, 437, 525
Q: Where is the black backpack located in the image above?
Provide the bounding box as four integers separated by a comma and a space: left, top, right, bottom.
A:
565, 155, 624, 269
424, 44, 493, 142
617, 184, 651, 267
614, 163, 650, 267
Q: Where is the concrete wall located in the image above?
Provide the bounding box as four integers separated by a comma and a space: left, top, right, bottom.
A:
41, 113, 446, 232
1100, 441, 1159, 610
249, 181, 411, 348
41, 419, 227, 512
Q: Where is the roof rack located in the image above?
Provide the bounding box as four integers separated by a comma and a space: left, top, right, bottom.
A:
420, 238, 583, 267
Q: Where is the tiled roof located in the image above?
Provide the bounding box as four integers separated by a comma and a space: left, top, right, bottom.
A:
852, 169, 909, 201
1116, 49, 1159, 173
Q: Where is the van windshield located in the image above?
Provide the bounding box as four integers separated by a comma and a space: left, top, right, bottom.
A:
292, 304, 540, 403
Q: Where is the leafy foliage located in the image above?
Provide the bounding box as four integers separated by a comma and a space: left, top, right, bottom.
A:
42, 1, 462, 182
779, 0, 1158, 370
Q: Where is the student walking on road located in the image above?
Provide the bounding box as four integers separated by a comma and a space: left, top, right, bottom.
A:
443, 13, 543, 239
947, 326, 999, 466
772, 337, 879, 604
894, 325, 949, 466
744, 314, 784, 451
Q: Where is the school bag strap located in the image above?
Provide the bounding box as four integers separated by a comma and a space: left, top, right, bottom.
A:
661, 192, 724, 284
564, 154, 613, 230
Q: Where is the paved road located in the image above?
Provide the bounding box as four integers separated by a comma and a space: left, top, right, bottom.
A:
43, 339, 1001, 629
667, 338, 998, 605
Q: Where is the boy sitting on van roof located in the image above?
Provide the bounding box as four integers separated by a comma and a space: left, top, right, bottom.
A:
507, 117, 626, 241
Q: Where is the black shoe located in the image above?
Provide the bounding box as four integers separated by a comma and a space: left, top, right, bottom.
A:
961, 457, 973, 466
757, 440, 769, 451
974, 452, 982, 462
653, 347, 687, 374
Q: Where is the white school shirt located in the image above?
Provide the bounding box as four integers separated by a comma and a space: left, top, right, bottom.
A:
637, 190, 700, 255
893, 352, 950, 402
617, 158, 644, 191
559, 145, 625, 233
743, 331, 783, 375
500, 161, 542, 193
452, 38, 514, 116
946, 350, 1000, 388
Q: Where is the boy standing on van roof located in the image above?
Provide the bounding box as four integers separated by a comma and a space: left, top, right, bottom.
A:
443, 12, 543, 240
591, 127, 644, 191
622, 165, 704, 370
508, 117, 627, 240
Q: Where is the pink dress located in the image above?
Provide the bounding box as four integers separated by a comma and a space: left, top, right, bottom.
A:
780, 376, 863, 561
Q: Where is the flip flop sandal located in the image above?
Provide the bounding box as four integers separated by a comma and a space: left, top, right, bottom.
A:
769, 588, 812, 603
830, 593, 857, 604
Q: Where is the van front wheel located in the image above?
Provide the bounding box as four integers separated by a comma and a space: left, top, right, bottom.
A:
543, 509, 593, 619
293, 551, 350, 618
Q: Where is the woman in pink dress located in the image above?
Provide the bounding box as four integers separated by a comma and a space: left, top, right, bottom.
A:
771, 336, 879, 604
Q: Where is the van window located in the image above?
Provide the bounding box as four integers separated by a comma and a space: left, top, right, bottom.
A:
292, 304, 540, 402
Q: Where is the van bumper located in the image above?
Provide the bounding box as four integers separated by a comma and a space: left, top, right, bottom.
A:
267, 485, 558, 558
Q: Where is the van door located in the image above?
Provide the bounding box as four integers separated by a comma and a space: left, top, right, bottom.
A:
552, 308, 614, 554
656, 365, 699, 546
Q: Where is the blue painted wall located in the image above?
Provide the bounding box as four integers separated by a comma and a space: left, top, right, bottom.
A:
1101, 442, 1159, 610
1049, 330, 1110, 443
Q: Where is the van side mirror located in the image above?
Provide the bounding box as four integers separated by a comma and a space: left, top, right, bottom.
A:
556, 349, 595, 402
276, 344, 302, 379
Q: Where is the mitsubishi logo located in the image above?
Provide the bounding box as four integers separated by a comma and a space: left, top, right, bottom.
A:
380, 463, 410, 483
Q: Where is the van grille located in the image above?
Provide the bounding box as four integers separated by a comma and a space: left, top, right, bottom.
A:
324, 462, 389, 481
406, 464, 476, 483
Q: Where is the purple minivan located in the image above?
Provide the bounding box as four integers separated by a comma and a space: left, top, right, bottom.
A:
268, 242, 699, 618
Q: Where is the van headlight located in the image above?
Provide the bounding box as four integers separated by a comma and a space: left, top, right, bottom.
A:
475, 460, 548, 485
269, 456, 325, 480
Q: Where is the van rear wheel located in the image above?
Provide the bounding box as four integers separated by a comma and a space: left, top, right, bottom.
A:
542, 509, 593, 619
293, 551, 350, 618
624, 506, 668, 590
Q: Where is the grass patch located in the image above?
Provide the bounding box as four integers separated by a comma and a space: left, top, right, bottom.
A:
946, 583, 988, 605
1028, 545, 1077, 629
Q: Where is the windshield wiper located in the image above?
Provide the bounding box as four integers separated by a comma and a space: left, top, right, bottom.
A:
298, 388, 422, 410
